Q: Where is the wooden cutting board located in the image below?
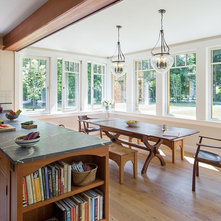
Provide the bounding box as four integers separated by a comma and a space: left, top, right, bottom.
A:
0, 124, 16, 132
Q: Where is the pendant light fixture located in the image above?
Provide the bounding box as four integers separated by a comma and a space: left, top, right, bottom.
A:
111, 25, 126, 78
151, 9, 173, 74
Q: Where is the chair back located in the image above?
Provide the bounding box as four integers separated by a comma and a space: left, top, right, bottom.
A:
78, 115, 89, 133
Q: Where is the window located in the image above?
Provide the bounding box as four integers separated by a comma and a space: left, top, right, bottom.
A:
135, 60, 156, 114
57, 59, 62, 111
57, 59, 80, 111
211, 49, 221, 119
88, 63, 105, 109
168, 53, 196, 118
22, 57, 48, 112
112, 75, 126, 111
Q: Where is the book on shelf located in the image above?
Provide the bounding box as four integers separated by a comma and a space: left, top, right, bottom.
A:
23, 161, 71, 207
53, 189, 104, 221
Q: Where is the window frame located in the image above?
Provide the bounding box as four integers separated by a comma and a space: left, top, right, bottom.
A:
87, 62, 106, 110
134, 59, 157, 115
112, 74, 127, 111
209, 47, 221, 121
21, 55, 50, 114
61, 59, 81, 112
167, 51, 197, 119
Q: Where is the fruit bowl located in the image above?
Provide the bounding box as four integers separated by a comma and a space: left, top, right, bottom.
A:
5, 109, 21, 120
14, 132, 40, 147
126, 120, 138, 127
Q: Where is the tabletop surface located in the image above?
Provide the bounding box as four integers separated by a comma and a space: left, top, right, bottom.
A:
0, 113, 111, 164
86, 118, 199, 141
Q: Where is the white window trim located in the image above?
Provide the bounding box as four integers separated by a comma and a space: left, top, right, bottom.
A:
19, 55, 50, 115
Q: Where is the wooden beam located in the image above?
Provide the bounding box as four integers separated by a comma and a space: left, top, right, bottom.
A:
3, 0, 122, 51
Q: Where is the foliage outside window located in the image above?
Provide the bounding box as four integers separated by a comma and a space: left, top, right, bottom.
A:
135, 60, 156, 114
168, 53, 196, 118
57, 59, 80, 111
211, 49, 221, 119
88, 63, 105, 109
22, 57, 47, 112
112, 75, 126, 111
64, 60, 80, 110
57, 59, 62, 111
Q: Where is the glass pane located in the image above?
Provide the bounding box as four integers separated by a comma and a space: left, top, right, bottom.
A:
65, 61, 69, 71
187, 53, 196, 65
212, 49, 221, 63
57, 59, 62, 111
138, 61, 142, 70
171, 56, 175, 67
22, 58, 47, 111
169, 66, 196, 118
136, 70, 156, 114
97, 65, 102, 74
142, 60, 148, 70
88, 63, 91, 105
212, 64, 221, 119
176, 55, 186, 66
113, 75, 126, 111
75, 63, 79, 72
93, 74, 102, 106
93, 64, 97, 73
65, 72, 79, 109
69, 62, 74, 72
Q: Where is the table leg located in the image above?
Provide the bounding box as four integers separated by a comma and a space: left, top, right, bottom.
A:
142, 136, 165, 174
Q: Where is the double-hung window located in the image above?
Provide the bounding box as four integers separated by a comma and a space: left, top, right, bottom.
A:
168, 53, 196, 118
112, 75, 126, 111
88, 63, 105, 109
57, 59, 80, 111
135, 59, 156, 114
210, 49, 221, 120
22, 57, 49, 112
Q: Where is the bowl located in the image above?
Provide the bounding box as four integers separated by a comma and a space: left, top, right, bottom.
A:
126, 120, 138, 127
14, 135, 40, 147
6, 114, 19, 120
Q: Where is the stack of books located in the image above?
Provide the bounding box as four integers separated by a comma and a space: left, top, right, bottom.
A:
54, 188, 104, 221
23, 161, 72, 207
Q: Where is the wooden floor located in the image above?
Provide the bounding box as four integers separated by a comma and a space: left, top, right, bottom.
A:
108, 147, 221, 221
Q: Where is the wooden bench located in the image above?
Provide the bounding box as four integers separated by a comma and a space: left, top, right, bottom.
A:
109, 143, 137, 184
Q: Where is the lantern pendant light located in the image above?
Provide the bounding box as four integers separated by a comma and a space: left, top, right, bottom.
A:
111, 25, 126, 78
151, 9, 173, 74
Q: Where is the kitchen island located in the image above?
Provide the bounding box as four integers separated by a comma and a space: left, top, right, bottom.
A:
0, 113, 110, 221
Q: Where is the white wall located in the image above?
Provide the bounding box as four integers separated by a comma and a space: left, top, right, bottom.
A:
0, 50, 14, 110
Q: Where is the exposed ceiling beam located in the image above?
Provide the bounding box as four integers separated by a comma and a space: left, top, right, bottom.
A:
3, 0, 122, 51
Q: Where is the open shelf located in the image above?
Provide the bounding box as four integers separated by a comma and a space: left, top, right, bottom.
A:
23, 179, 104, 213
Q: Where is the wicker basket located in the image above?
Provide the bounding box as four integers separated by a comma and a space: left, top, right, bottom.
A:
72, 163, 98, 186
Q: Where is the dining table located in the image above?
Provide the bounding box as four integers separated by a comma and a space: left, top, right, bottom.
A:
85, 118, 199, 174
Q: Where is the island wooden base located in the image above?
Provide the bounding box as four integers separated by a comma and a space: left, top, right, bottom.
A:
0, 145, 109, 221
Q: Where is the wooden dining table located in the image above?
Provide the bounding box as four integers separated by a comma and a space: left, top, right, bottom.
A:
85, 118, 199, 174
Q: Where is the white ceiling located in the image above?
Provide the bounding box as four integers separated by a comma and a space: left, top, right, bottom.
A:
2, 0, 221, 56
0, 0, 47, 36
32, 0, 221, 57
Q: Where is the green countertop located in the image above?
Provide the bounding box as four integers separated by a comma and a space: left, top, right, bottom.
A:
0, 113, 111, 164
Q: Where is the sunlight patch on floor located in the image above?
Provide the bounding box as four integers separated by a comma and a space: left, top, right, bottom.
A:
159, 149, 166, 156
184, 156, 219, 172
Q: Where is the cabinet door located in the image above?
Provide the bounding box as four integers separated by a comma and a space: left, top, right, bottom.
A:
0, 155, 10, 221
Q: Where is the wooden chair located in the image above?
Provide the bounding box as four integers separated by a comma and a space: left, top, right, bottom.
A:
109, 143, 137, 184
192, 135, 221, 191
78, 115, 102, 138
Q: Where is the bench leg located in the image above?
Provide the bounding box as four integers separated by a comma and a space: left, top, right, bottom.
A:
119, 159, 125, 184
172, 143, 176, 164
128, 137, 132, 149
133, 152, 137, 179
180, 140, 184, 160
